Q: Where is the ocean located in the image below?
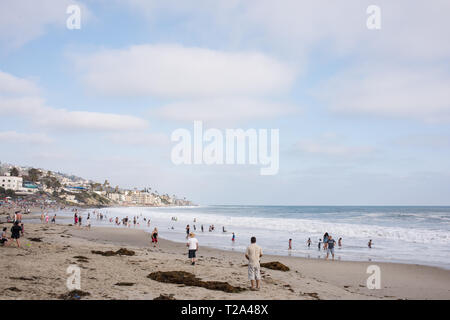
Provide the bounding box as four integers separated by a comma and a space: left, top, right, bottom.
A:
73, 205, 450, 269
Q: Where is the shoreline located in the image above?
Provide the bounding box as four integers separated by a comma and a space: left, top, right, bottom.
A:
15, 209, 450, 270
1, 216, 449, 299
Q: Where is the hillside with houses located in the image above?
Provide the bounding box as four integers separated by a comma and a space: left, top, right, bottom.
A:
0, 161, 194, 207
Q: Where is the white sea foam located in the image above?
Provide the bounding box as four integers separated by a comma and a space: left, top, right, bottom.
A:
78, 206, 450, 269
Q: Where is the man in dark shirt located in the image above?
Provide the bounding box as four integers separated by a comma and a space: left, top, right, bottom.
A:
326, 235, 336, 260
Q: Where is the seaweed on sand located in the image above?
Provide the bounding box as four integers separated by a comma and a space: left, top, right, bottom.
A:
91, 248, 135, 256
58, 290, 91, 300
154, 294, 176, 300
148, 271, 245, 293
260, 261, 290, 271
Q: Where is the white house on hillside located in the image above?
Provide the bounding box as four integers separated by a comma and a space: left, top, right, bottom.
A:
0, 176, 23, 191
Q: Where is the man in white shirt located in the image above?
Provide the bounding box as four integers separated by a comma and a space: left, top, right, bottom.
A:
187, 232, 199, 265
245, 236, 263, 290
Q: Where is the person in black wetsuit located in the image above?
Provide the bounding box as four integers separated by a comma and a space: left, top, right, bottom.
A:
10, 221, 22, 248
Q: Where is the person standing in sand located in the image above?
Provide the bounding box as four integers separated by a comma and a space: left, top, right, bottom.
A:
245, 236, 263, 291
368, 239, 373, 248
10, 221, 22, 248
326, 235, 336, 260
187, 232, 199, 265
186, 225, 190, 239
288, 238, 292, 250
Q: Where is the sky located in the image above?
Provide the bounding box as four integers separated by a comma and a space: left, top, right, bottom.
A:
0, 0, 449, 205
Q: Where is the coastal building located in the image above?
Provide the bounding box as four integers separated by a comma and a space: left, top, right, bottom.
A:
0, 176, 23, 191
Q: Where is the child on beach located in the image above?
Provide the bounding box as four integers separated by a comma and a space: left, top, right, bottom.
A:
288, 238, 292, 250
307, 238, 311, 248
338, 238, 342, 248
232, 232, 236, 242
368, 239, 373, 248
318, 239, 322, 250
186, 225, 190, 239
151, 228, 158, 247
1, 227, 9, 246
323, 232, 329, 250
187, 232, 199, 265
51, 214, 56, 224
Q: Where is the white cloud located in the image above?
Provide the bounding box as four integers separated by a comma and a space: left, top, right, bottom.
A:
75, 44, 296, 98
0, 71, 40, 96
106, 132, 170, 146
316, 65, 450, 123
155, 98, 297, 123
0, 131, 53, 144
0, 0, 91, 50
0, 71, 148, 131
121, 0, 450, 60
295, 136, 374, 157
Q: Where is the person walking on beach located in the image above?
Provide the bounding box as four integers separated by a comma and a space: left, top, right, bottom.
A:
245, 237, 263, 291
288, 238, 292, 250
187, 232, 199, 265
86, 216, 91, 229
74, 213, 78, 225
40, 212, 44, 223
232, 232, 236, 242
51, 214, 56, 224
151, 227, 158, 247
326, 235, 336, 260
368, 239, 373, 248
201, 225, 204, 232
78, 215, 82, 227
307, 238, 311, 248
186, 225, 190, 239
45, 214, 49, 224
318, 239, 322, 250
10, 221, 22, 248
338, 238, 342, 248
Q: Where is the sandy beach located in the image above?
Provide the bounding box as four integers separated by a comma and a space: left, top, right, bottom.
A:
1, 216, 449, 300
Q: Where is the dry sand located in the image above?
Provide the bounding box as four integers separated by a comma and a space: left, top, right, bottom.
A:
0, 219, 449, 300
